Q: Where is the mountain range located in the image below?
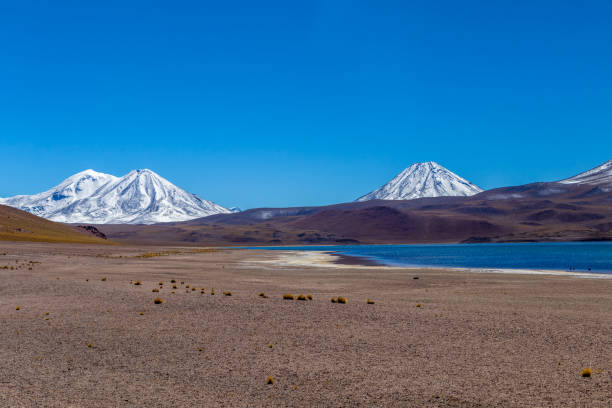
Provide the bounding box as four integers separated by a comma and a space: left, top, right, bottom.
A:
1, 160, 611, 235
0, 169, 230, 224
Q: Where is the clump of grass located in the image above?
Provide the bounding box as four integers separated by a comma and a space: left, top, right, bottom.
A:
210, 289, 215, 295
171, 291, 175, 294
181, 281, 185, 285
266, 376, 274, 384
366, 299, 375, 304
15, 306, 21, 310
101, 277, 107, 282
87, 343, 93, 348
416, 303, 422, 308
158, 282, 164, 285
170, 279, 176, 283
45, 312, 49, 315
192, 287, 196, 291
134, 280, 142, 286
223, 291, 232, 296
268, 343, 274, 348
199, 347, 204, 352
152, 288, 159, 292
306, 294, 313, 300
153, 297, 164, 304
139, 312, 144, 316
330, 297, 337, 303
200, 289, 205, 294
581, 367, 593, 378
296, 294, 307, 301
258, 292, 269, 298
172, 284, 178, 289
337, 297, 347, 304
283, 294, 295, 300
185, 284, 190, 288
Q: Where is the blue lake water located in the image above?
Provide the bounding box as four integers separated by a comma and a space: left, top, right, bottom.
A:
244, 242, 612, 274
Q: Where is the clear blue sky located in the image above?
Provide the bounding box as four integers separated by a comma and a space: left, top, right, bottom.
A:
1, 1, 611, 209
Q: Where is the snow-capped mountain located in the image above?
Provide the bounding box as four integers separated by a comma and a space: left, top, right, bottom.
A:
558, 159, 612, 188
0, 169, 230, 224
357, 161, 483, 201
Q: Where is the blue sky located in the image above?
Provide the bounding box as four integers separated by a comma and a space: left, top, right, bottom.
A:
1, 1, 611, 209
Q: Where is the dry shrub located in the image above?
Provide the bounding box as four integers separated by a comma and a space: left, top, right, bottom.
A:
283, 294, 295, 300
186, 284, 190, 288
266, 376, 274, 385
296, 294, 307, 301
16, 306, 21, 310
153, 297, 164, 304
139, 312, 144, 315
192, 287, 196, 291
172, 284, 178, 289
134, 280, 142, 286
330, 297, 337, 303
211, 289, 215, 295
158, 282, 163, 285
152, 288, 159, 292
87, 343, 93, 348
258, 292, 269, 298
366, 299, 375, 304
199, 347, 204, 352
101, 277, 107, 282
581, 368, 593, 378
170, 279, 176, 283
416, 303, 422, 308
337, 297, 347, 304
223, 291, 232, 296
306, 294, 313, 300
268, 343, 274, 348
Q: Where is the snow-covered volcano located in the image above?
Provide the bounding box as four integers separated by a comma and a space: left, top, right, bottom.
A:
559, 159, 612, 189
0, 169, 230, 224
357, 161, 483, 201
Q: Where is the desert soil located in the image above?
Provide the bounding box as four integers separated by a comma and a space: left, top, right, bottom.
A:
0, 242, 611, 407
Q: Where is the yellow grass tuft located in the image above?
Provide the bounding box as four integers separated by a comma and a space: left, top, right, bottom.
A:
366, 299, 375, 304
171, 291, 175, 294
171, 279, 176, 283
101, 277, 107, 281
139, 312, 144, 316
337, 297, 347, 304
223, 291, 232, 296
45, 312, 49, 315
306, 294, 313, 300
87, 343, 93, 348
134, 280, 142, 286
158, 282, 163, 285
16, 306, 21, 310
416, 303, 422, 308
269, 343, 274, 348
283, 294, 295, 300
199, 347, 204, 352
266, 376, 274, 385
258, 292, 269, 298
172, 284, 178, 289
581, 367, 593, 378
192, 287, 196, 291
152, 288, 159, 292
186, 284, 190, 288
330, 297, 337, 303
153, 297, 164, 304
296, 294, 307, 301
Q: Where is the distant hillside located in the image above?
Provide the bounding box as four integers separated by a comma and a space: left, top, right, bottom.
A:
0, 204, 111, 244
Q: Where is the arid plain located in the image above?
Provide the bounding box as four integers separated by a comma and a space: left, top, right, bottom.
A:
1, 242, 611, 407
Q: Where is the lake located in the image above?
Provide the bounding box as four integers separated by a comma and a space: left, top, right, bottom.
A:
244, 242, 612, 274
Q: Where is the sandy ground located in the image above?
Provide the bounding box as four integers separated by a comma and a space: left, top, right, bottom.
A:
0, 242, 611, 407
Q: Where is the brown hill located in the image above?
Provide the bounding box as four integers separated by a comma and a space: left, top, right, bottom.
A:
0, 205, 111, 244
97, 182, 612, 246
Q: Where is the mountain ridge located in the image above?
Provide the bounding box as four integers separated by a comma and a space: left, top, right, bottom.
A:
0, 169, 230, 224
